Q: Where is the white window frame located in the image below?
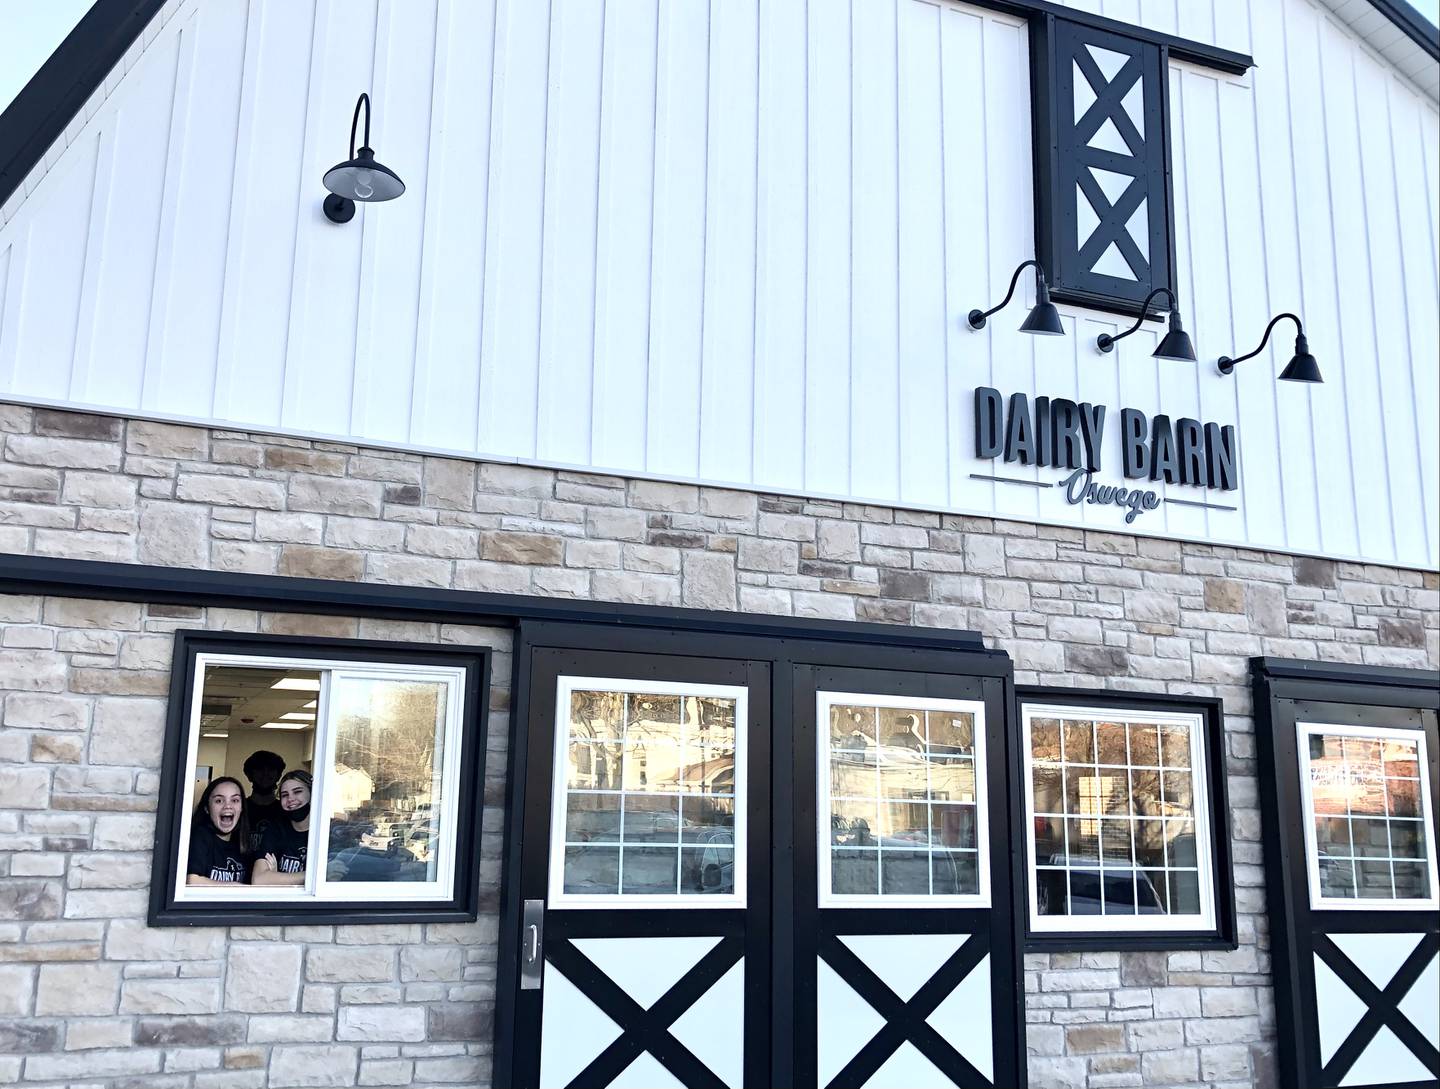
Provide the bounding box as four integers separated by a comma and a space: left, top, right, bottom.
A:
817, 691, 991, 910
174, 652, 468, 905
1021, 703, 1218, 934
1296, 721, 1439, 912
547, 676, 749, 910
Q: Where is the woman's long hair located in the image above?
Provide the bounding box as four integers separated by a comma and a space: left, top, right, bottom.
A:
194, 775, 250, 849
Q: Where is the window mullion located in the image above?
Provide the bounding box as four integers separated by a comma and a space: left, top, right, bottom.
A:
310, 670, 340, 900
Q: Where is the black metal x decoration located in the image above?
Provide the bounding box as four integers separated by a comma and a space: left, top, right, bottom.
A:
547, 935, 743, 1089
1317, 931, 1440, 1085
1070, 46, 1151, 283
821, 932, 992, 1088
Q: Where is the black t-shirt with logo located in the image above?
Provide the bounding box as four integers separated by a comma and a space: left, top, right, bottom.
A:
187, 826, 248, 883
247, 798, 285, 855
258, 820, 309, 875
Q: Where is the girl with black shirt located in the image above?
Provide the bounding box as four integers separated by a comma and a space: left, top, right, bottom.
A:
186, 777, 250, 885
252, 770, 312, 885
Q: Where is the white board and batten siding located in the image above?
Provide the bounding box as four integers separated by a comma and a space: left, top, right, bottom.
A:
0, 0, 1436, 570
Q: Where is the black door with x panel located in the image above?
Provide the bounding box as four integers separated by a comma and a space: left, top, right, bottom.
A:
496, 620, 1023, 1089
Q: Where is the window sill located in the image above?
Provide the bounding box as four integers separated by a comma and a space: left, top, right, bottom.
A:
1023, 931, 1238, 953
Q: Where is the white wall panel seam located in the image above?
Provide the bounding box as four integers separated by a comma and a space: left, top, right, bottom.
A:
207, 0, 258, 422
138, 11, 198, 415
67, 126, 117, 408
1240, 0, 1290, 548
1346, 47, 1400, 562
1311, 10, 1365, 558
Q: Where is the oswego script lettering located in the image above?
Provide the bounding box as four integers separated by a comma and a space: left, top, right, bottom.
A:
972, 387, 1239, 523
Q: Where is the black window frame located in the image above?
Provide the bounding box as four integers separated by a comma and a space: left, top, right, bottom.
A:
1013, 686, 1237, 952
1029, 14, 1179, 319
149, 629, 490, 927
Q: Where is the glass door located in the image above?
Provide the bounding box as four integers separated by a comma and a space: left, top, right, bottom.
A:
511, 647, 771, 1089
792, 665, 1022, 1089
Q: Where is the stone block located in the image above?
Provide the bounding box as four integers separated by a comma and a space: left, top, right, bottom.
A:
93, 813, 156, 850
3, 694, 90, 733
5, 434, 122, 470
35, 409, 124, 440
399, 946, 464, 982
683, 552, 737, 610
365, 553, 453, 588
1065, 1023, 1127, 1053
359, 1058, 415, 1086
106, 919, 226, 961
0, 650, 67, 693
136, 1016, 248, 1046
176, 473, 286, 510
223, 943, 303, 1013
406, 524, 481, 559
586, 507, 647, 541
0, 965, 35, 1014
120, 978, 222, 1014
68, 851, 150, 888
61, 471, 138, 508
279, 545, 366, 581
64, 1017, 134, 1050
306, 946, 396, 983
89, 697, 167, 766
337, 1004, 427, 1041
36, 961, 122, 1014
737, 537, 798, 573
127, 420, 210, 459
479, 531, 564, 566
23, 1046, 161, 1080
426, 1001, 491, 1041
268, 1045, 360, 1087
414, 1056, 485, 1082
0, 765, 51, 807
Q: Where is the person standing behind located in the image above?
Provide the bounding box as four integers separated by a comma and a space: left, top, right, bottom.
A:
186, 777, 250, 885
252, 770, 312, 885
242, 750, 286, 855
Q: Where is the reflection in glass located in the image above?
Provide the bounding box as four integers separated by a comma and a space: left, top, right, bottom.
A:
881, 850, 931, 894
1063, 721, 1095, 763
1169, 870, 1201, 913
931, 804, 977, 850
1160, 726, 1191, 768
935, 851, 979, 895
1031, 719, 1062, 761
1317, 857, 1356, 898
1097, 722, 1128, 765
327, 676, 447, 885
566, 793, 621, 843
1034, 816, 1065, 862
831, 705, 876, 749
622, 847, 679, 893
1100, 819, 1134, 865
1314, 816, 1351, 857
880, 800, 929, 843
1389, 821, 1425, 860
927, 712, 975, 755
1032, 766, 1062, 815
560, 689, 740, 898
831, 799, 878, 846
833, 849, 879, 895
1066, 817, 1099, 865
1128, 723, 1160, 766
1382, 740, 1420, 777
1393, 861, 1431, 899
564, 845, 619, 894
1388, 779, 1421, 817
878, 709, 927, 753
1355, 860, 1394, 899
1162, 770, 1192, 810
930, 758, 977, 802
1103, 869, 1138, 914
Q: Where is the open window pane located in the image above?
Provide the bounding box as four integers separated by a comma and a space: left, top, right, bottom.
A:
1023, 703, 1218, 934
1298, 724, 1437, 908
550, 679, 747, 907
168, 641, 481, 915
818, 693, 989, 907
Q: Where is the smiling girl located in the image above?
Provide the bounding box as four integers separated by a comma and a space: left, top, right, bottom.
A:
186, 777, 251, 885
251, 770, 312, 886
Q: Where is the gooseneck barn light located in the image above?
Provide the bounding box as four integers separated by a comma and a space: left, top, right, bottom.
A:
1095, 287, 1197, 362
967, 260, 1066, 337
1217, 312, 1322, 383
322, 93, 406, 224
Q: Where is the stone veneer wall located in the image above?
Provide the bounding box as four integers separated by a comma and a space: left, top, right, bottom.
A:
0, 404, 1436, 1089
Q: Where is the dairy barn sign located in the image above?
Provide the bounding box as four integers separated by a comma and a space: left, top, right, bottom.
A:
971, 386, 1239, 523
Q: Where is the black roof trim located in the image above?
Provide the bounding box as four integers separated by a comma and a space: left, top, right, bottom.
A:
967, 0, 1255, 74
1370, 0, 1440, 62
0, 0, 164, 211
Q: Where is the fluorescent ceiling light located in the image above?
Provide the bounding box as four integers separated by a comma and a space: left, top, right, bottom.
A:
260, 722, 310, 731
303, 700, 317, 709
202, 732, 229, 738
271, 678, 321, 691
280, 712, 316, 721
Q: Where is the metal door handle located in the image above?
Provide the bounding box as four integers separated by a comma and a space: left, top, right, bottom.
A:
520, 899, 544, 990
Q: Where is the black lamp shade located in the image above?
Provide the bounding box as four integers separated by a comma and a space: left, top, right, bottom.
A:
1018, 279, 1065, 336
1278, 335, 1322, 382
1019, 300, 1065, 336
323, 148, 405, 203
1152, 312, 1197, 362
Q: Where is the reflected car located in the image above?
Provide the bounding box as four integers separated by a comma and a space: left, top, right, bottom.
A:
1035, 855, 1165, 915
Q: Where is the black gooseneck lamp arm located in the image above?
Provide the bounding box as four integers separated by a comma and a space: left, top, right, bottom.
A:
1096, 287, 1176, 353
1217, 312, 1301, 374
349, 93, 372, 158
967, 260, 1046, 330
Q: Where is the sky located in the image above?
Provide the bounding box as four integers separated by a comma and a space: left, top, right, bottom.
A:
0, 0, 95, 114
